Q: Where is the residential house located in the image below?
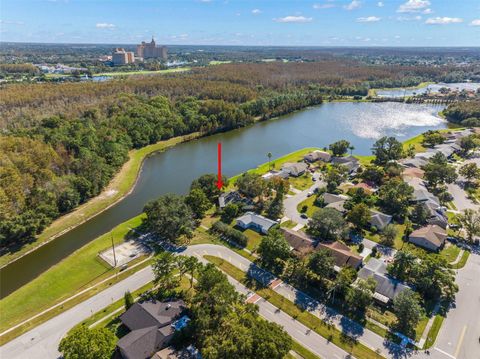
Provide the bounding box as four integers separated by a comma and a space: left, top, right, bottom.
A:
236, 212, 277, 234
369, 210, 393, 231
401, 157, 428, 169
353, 182, 376, 194
357, 258, 411, 305
423, 201, 448, 229
409, 224, 447, 251
331, 156, 360, 174
281, 228, 316, 254
304, 150, 331, 163
402, 167, 425, 179
117, 300, 187, 359
322, 193, 348, 213
316, 241, 363, 269
281, 162, 308, 177
261, 170, 289, 180
218, 191, 254, 209
153, 345, 200, 359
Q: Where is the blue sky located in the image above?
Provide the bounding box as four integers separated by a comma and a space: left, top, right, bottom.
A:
1, 0, 479, 46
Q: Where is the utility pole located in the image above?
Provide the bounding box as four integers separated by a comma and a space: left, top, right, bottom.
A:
111, 234, 117, 268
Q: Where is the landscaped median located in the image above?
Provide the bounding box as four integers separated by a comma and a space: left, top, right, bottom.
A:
0, 133, 199, 268
204, 255, 384, 359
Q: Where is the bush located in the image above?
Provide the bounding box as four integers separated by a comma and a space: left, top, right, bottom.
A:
301, 205, 308, 213
358, 243, 364, 253
211, 220, 248, 247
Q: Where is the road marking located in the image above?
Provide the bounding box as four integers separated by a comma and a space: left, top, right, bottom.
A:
454, 326, 467, 358
435, 347, 456, 359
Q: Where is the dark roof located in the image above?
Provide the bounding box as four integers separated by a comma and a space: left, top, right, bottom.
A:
316, 241, 363, 268
357, 269, 411, 301
117, 326, 160, 359
369, 211, 392, 230
281, 228, 316, 252
120, 300, 186, 331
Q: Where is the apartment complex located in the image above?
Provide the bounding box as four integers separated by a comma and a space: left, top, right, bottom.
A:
137, 38, 168, 60
112, 48, 135, 66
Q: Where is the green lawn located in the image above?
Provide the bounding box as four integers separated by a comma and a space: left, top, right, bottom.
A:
0, 214, 146, 339
439, 244, 461, 263
280, 220, 298, 229
364, 224, 406, 250
297, 196, 320, 217
354, 155, 375, 166
205, 256, 384, 359
451, 250, 470, 269
244, 229, 263, 252
423, 315, 444, 349
228, 147, 321, 186
290, 172, 314, 191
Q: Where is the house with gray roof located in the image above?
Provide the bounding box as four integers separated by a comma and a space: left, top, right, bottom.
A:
117, 300, 187, 359
304, 150, 331, 163
369, 210, 393, 230
409, 224, 447, 251
423, 201, 448, 229
401, 157, 428, 169
281, 162, 308, 177
218, 191, 254, 209
236, 212, 277, 234
357, 258, 411, 305
331, 156, 360, 174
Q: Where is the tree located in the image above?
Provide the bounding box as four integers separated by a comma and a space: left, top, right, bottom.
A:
422, 130, 445, 147
413, 256, 458, 301
372, 136, 404, 165
152, 251, 180, 295
267, 152, 273, 170
257, 229, 291, 272
349, 145, 355, 156
388, 250, 416, 282
221, 203, 240, 223
329, 140, 351, 157
58, 326, 116, 359
346, 203, 371, 230
325, 164, 348, 191
191, 174, 228, 203
184, 256, 200, 288
380, 224, 397, 247
410, 203, 429, 225
377, 178, 413, 218
308, 208, 348, 241
459, 162, 480, 186
329, 266, 357, 302
422, 153, 457, 188
124, 290, 134, 310
456, 209, 480, 242
144, 194, 196, 244
308, 249, 335, 279
265, 192, 284, 220
236, 172, 265, 199
393, 289, 423, 336
361, 165, 385, 185
185, 188, 211, 218
345, 277, 376, 313
459, 134, 480, 156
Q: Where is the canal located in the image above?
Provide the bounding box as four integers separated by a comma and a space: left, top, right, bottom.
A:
0, 101, 447, 297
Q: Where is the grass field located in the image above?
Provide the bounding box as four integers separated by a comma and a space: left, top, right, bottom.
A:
0, 214, 146, 338
423, 315, 444, 349
205, 255, 384, 359
297, 195, 319, 217
0, 133, 199, 268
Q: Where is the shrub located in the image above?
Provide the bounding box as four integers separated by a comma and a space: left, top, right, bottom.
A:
211, 220, 248, 247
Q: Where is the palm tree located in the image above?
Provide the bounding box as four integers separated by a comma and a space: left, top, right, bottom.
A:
267, 152, 273, 170
349, 145, 355, 156
184, 256, 200, 289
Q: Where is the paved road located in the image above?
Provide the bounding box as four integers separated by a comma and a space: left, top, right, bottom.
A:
284, 173, 323, 225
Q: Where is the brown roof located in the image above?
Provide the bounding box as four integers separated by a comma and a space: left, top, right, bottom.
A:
409, 225, 447, 248
316, 241, 363, 268
281, 228, 316, 252
353, 182, 375, 194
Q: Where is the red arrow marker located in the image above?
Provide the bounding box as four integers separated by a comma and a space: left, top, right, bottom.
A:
216, 142, 223, 189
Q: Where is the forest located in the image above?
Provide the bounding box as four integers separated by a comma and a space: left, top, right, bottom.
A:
444, 100, 480, 126
0, 59, 471, 251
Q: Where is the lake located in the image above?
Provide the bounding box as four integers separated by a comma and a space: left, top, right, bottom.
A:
0, 101, 447, 297
376, 82, 480, 98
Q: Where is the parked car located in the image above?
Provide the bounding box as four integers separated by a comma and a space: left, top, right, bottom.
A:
300, 213, 308, 219
307, 191, 314, 197
119, 264, 128, 271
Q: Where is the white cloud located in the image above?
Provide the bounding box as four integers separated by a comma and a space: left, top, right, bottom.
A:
344, 0, 361, 11
397, 15, 422, 21
425, 17, 463, 25
252, 9, 261, 15
96, 23, 115, 29
313, 3, 335, 9
357, 16, 381, 22
377, 2, 384, 7
471, 19, 480, 26
397, 0, 430, 13
273, 16, 313, 23
422, 8, 433, 14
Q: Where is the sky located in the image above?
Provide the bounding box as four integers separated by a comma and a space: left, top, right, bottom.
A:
1, 0, 479, 47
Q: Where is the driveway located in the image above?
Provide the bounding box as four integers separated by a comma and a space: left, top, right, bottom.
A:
284, 173, 324, 225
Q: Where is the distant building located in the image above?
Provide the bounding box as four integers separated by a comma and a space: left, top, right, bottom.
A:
137, 38, 168, 60
112, 48, 135, 66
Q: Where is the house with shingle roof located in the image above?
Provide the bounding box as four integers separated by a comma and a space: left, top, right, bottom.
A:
281, 162, 308, 177
331, 156, 360, 174
304, 150, 331, 163
369, 210, 393, 230
117, 300, 187, 359
409, 224, 447, 251
236, 212, 277, 234
281, 228, 316, 254
316, 241, 363, 269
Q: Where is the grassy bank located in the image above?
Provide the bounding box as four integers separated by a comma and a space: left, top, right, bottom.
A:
0, 133, 199, 268
205, 255, 383, 359
0, 214, 147, 340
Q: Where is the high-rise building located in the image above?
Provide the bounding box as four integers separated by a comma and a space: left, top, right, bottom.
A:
136, 37, 168, 60
112, 48, 135, 66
